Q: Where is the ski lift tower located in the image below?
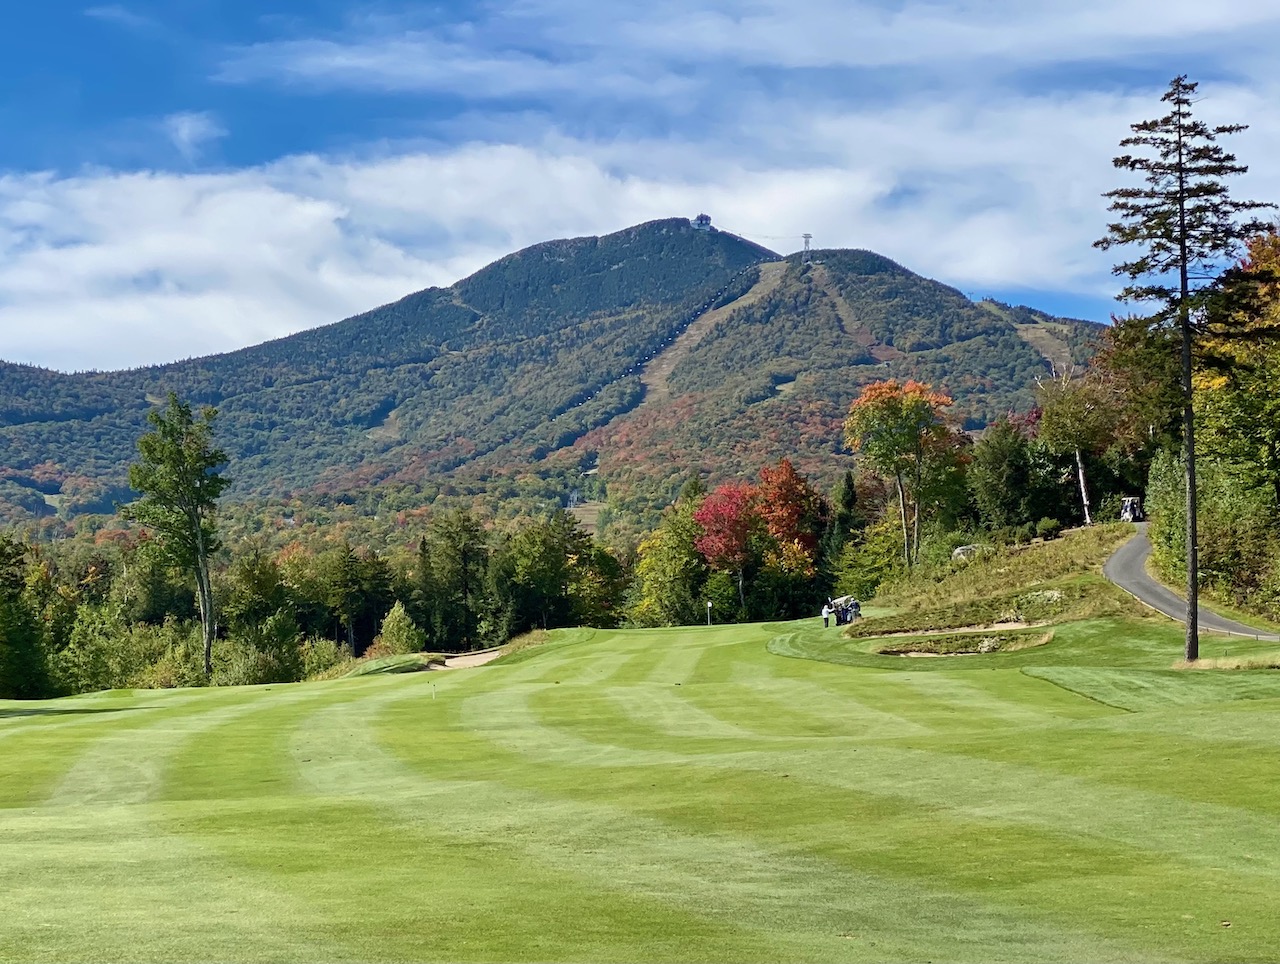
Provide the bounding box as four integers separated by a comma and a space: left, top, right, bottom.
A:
802, 233, 813, 263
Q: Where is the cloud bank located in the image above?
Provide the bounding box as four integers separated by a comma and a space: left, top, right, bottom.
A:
3, 0, 1278, 371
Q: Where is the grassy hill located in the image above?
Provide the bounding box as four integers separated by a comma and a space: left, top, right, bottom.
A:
0, 219, 1102, 528
6, 586, 1280, 960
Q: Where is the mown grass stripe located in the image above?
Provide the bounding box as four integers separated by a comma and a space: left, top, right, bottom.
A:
714, 673, 932, 738
290, 682, 1162, 963
649, 636, 713, 684
876, 672, 1079, 728
2, 683, 388, 964
605, 684, 768, 741
8, 616, 1280, 962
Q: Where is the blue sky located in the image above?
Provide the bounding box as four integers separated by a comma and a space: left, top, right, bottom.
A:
2, 1, 1279, 371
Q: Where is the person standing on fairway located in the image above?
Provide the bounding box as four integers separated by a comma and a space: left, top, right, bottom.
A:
821, 603, 831, 629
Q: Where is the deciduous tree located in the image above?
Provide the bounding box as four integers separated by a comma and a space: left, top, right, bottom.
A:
628, 495, 707, 627
121, 393, 228, 675
693, 482, 759, 609
755, 458, 826, 576
843, 380, 953, 566
1197, 230, 1280, 506
1036, 369, 1117, 526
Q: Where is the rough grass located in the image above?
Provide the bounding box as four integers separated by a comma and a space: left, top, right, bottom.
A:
339, 652, 446, 677
875, 523, 1134, 612
9, 614, 1280, 962
490, 627, 597, 665
850, 525, 1142, 642
1174, 654, 1280, 671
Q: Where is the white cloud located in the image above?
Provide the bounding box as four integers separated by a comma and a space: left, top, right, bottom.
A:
217, 32, 693, 102
163, 112, 228, 162
612, 0, 1280, 71
4, 2, 1279, 371
216, 0, 1280, 97
83, 4, 157, 31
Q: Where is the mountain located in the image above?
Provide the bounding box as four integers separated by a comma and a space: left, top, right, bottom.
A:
0, 218, 1102, 528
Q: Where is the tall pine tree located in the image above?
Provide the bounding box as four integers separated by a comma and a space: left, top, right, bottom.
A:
1095, 75, 1273, 661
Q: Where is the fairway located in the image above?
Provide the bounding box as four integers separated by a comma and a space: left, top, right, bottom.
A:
6, 619, 1280, 962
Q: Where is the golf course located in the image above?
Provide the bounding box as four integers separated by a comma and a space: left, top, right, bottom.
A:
7, 532, 1280, 962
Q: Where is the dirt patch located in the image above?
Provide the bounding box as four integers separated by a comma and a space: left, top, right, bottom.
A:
569, 500, 606, 535
1013, 322, 1073, 372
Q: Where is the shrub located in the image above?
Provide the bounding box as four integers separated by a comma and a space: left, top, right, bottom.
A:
834, 518, 903, 600
303, 637, 352, 678
53, 606, 195, 693
212, 640, 274, 687
1096, 492, 1125, 524
1035, 518, 1063, 540
378, 601, 426, 655
132, 633, 207, 689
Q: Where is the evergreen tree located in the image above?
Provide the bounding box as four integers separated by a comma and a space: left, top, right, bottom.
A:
968, 421, 1034, 530
379, 601, 426, 655
1095, 75, 1273, 661
425, 510, 487, 650
0, 536, 50, 699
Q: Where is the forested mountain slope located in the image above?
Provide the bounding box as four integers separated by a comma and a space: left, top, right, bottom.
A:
0, 219, 1101, 525
573, 250, 1102, 516
0, 219, 773, 519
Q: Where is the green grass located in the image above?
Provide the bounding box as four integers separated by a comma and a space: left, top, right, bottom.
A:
337, 652, 446, 677
8, 613, 1280, 962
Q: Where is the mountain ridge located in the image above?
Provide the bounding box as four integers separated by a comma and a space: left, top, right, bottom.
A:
0, 217, 1100, 528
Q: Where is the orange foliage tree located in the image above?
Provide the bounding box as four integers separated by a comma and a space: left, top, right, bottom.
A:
843, 380, 954, 566
755, 458, 826, 577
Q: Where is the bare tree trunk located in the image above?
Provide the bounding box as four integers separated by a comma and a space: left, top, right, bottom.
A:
895, 472, 910, 566
1073, 448, 1093, 525
1177, 123, 1198, 664
198, 567, 215, 676
912, 499, 921, 565
194, 527, 214, 676
1182, 313, 1199, 662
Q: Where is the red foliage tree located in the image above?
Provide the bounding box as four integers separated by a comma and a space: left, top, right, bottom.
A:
693, 482, 758, 608
755, 458, 826, 576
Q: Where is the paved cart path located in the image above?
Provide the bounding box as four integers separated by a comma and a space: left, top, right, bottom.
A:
1104, 523, 1280, 640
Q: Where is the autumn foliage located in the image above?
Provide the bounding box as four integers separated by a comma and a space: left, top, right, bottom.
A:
844, 380, 955, 565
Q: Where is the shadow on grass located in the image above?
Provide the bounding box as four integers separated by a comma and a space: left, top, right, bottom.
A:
0, 706, 150, 720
